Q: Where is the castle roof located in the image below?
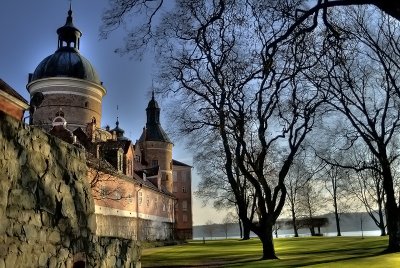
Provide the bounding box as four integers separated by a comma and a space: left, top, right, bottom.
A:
139, 92, 171, 143
172, 159, 192, 167
0, 79, 29, 106
30, 8, 101, 85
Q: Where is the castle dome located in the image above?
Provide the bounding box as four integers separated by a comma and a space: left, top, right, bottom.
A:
31, 48, 101, 84
30, 7, 101, 85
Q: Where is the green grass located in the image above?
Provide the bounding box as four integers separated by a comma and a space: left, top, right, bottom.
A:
141, 236, 400, 267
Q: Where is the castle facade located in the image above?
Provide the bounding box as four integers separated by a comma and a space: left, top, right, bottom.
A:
23, 7, 193, 241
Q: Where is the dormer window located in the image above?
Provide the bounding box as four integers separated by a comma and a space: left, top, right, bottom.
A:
117, 149, 124, 172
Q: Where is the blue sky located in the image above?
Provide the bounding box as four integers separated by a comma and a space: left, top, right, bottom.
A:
0, 0, 227, 225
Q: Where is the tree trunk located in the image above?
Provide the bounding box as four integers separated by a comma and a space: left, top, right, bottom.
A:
378, 206, 386, 236
243, 221, 251, 240
259, 226, 278, 259
310, 227, 316, 236
333, 198, 341, 236
380, 158, 400, 252
291, 207, 299, 237
239, 219, 243, 239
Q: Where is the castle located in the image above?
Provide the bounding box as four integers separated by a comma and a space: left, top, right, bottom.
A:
7, 7, 193, 241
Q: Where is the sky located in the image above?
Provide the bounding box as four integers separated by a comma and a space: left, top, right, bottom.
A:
0, 0, 229, 225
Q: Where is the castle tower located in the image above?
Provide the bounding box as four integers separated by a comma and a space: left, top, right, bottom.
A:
26, 7, 106, 130
138, 92, 173, 192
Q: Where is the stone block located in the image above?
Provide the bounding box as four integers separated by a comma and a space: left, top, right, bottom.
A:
39, 253, 48, 267
5, 253, 17, 268
28, 213, 43, 227
48, 231, 61, 244
62, 235, 70, 248
43, 244, 56, 256
23, 225, 38, 242
58, 248, 70, 261
48, 257, 57, 268
39, 229, 47, 243
8, 189, 36, 210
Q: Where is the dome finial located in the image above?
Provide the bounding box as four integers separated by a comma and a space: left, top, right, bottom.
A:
69, 0, 72, 14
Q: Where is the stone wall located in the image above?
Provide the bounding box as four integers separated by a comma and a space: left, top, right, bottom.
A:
0, 111, 140, 268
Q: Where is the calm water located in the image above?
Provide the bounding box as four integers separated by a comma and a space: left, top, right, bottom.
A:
194, 230, 382, 240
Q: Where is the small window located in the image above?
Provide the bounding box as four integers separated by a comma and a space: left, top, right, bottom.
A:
100, 186, 106, 199
152, 159, 158, 167
139, 192, 143, 205
146, 195, 150, 207
182, 200, 188, 211
128, 194, 133, 203
182, 186, 187, 193
155, 197, 158, 209
84, 101, 89, 108
163, 203, 166, 212
113, 191, 122, 200
173, 171, 178, 182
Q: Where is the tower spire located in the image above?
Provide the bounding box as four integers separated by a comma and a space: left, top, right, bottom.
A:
57, 3, 82, 50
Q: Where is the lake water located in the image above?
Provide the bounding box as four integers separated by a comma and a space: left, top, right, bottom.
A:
193, 230, 382, 240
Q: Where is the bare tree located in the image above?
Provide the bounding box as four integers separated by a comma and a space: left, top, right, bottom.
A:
285, 151, 322, 237
98, 0, 400, 260
193, 133, 256, 240
346, 152, 387, 236
204, 220, 216, 240
308, 8, 400, 251
297, 181, 327, 236
222, 212, 236, 239
322, 165, 347, 236
100, 1, 400, 60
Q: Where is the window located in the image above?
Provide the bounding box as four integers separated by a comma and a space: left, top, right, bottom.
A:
182, 186, 187, 193
173, 171, 178, 182
84, 101, 89, 108
135, 155, 141, 162
113, 191, 122, 200
139, 192, 143, 205
155, 197, 158, 209
118, 150, 123, 172
152, 159, 158, 167
182, 200, 188, 211
128, 194, 133, 203
146, 195, 150, 207
100, 186, 106, 199
163, 203, 166, 212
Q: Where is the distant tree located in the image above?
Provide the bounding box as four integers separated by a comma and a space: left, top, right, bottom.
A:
222, 212, 236, 239
322, 164, 349, 237
297, 181, 327, 236
204, 220, 216, 240
285, 151, 322, 237
345, 152, 387, 236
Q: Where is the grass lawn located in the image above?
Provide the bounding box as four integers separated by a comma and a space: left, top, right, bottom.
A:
141, 236, 400, 267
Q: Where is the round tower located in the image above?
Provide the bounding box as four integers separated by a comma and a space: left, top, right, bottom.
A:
26, 7, 106, 130
139, 92, 173, 192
